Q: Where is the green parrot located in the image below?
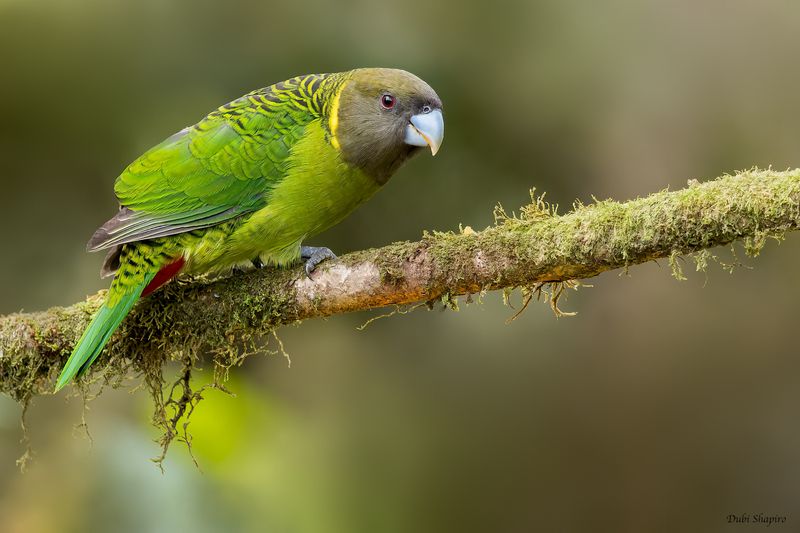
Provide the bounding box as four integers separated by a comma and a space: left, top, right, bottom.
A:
55, 68, 444, 391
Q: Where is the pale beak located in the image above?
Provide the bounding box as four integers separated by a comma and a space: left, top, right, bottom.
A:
405, 108, 444, 155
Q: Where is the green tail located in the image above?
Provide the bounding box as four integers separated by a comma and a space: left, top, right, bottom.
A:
55, 273, 155, 392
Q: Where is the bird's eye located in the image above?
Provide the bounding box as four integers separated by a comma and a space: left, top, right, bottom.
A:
380, 94, 396, 110
421, 105, 432, 114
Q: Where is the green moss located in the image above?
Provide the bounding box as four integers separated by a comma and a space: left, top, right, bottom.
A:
3, 167, 800, 466
368, 240, 417, 285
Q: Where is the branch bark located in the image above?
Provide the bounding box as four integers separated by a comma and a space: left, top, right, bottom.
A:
2, 168, 799, 401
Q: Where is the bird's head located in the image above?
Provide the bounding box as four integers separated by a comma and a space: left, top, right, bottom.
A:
331, 68, 444, 183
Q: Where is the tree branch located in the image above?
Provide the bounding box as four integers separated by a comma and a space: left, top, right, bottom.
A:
2, 168, 799, 401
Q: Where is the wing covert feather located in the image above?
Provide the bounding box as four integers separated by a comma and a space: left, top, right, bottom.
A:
89, 82, 323, 251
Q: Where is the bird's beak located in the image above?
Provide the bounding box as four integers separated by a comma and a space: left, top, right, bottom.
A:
405, 108, 444, 156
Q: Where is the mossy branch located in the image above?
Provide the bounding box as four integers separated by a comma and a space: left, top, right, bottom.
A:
2, 168, 800, 402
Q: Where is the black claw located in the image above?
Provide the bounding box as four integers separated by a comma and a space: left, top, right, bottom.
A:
300, 246, 337, 278
233, 257, 264, 276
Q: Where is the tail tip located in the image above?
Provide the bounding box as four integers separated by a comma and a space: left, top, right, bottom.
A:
54, 374, 71, 393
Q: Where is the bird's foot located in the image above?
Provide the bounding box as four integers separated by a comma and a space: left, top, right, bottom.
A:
300, 246, 337, 278
232, 257, 266, 275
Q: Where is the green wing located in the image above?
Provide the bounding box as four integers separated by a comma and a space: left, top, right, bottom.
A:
88, 77, 329, 251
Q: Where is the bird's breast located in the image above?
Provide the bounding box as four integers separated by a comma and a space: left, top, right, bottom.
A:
224, 120, 382, 264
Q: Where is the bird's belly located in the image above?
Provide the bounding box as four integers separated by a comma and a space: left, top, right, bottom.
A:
246, 164, 380, 260
185, 164, 380, 272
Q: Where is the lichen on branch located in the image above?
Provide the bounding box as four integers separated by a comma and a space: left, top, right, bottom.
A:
2, 168, 799, 406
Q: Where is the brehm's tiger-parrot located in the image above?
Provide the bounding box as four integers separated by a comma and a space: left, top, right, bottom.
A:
55, 68, 444, 391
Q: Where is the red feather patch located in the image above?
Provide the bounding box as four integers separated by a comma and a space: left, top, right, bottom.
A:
142, 257, 186, 297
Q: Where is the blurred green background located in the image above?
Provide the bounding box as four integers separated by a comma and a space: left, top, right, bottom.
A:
2, 0, 800, 531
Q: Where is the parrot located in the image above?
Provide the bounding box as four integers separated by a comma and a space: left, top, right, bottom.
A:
55, 68, 444, 391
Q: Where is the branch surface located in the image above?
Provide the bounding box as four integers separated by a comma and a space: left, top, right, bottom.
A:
2, 168, 799, 400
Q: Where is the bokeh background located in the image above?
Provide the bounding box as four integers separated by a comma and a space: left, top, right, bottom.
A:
2, 0, 800, 532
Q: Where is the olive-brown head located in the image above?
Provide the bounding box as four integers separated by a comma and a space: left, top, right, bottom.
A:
331, 68, 444, 183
